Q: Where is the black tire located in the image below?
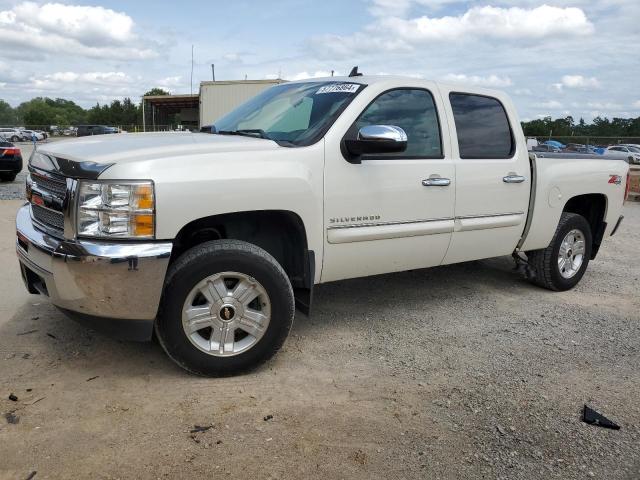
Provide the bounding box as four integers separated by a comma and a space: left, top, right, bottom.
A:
11, 135, 19, 142
526, 212, 592, 291
0, 172, 17, 182
155, 239, 294, 376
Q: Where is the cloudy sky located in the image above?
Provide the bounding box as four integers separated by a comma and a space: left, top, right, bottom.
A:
0, 0, 638, 121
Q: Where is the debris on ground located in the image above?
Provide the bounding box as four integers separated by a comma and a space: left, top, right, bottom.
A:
582, 405, 620, 430
263, 414, 273, 421
46, 333, 57, 339
25, 471, 37, 480
5, 412, 20, 424
86, 376, 99, 382
17, 329, 38, 336
190, 424, 213, 433
23, 397, 45, 406
9, 393, 18, 401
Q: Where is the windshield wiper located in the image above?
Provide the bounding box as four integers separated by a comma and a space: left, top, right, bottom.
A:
218, 129, 271, 140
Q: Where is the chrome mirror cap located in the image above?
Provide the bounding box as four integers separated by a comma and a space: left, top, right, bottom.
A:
358, 125, 407, 143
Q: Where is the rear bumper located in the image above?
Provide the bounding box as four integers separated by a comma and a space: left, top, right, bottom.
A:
0, 156, 22, 173
16, 203, 172, 340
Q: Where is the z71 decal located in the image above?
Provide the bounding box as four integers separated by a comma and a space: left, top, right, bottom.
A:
608, 175, 622, 185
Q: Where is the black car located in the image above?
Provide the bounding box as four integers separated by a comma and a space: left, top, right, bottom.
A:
0, 141, 22, 182
76, 125, 118, 137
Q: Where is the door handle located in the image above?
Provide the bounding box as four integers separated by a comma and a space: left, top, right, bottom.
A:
422, 177, 451, 187
503, 175, 526, 184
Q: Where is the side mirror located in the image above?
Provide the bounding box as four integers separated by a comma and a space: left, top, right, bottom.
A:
343, 125, 407, 163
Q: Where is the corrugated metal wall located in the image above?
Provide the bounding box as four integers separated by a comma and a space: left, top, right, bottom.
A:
199, 80, 284, 127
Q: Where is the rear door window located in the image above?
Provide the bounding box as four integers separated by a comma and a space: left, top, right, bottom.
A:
449, 93, 514, 159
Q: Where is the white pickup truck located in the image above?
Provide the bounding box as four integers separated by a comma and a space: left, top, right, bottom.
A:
16, 75, 630, 376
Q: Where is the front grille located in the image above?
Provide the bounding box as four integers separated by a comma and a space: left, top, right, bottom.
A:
32, 204, 64, 230
31, 172, 67, 197
29, 169, 68, 235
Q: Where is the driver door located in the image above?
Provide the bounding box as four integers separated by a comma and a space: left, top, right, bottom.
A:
321, 85, 455, 282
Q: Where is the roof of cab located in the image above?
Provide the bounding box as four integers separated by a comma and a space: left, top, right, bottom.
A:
288, 74, 508, 98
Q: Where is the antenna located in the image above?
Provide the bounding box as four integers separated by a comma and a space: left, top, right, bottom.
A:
331, 70, 334, 77
211, 64, 215, 81
190, 44, 194, 95
348, 66, 362, 77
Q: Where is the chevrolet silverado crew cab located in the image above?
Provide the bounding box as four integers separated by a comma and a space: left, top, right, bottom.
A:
16, 76, 630, 376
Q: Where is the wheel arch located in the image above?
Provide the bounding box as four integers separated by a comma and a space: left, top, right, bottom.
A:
562, 193, 607, 259
170, 210, 315, 314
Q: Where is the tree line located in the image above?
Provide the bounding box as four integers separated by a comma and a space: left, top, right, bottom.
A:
0, 88, 170, 129
521, 115, 640, 139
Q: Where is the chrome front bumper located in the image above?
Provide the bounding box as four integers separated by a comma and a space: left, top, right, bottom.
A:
16, 203, 172, 325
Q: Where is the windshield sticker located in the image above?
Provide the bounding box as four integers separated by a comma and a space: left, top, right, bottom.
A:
316, 83, 360, 94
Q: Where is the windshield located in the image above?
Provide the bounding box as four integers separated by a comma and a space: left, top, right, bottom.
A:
627, 146, 640, 153
212, 81, 365, 146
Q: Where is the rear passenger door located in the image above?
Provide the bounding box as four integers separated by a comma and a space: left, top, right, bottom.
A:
441, 90, 530, 264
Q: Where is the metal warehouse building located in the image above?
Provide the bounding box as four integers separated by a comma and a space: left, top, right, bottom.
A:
142, 79, 284, 131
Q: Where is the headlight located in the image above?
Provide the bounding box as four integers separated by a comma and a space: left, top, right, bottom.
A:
77, 181, 155, 238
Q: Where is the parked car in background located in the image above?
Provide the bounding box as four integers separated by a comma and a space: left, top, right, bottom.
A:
606, 145, 640, 164
531, 144, 561, 153
543, 140, 565, 149
0, 140, 22, 181
21, 130, 46, 141
76, 125, 119, 137
0, 128, 26, 142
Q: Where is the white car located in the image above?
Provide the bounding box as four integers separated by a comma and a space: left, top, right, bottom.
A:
606, 145, 640, 164
20, 130, 46, 141
0, 128, 25, 142
16, 75, 629, 376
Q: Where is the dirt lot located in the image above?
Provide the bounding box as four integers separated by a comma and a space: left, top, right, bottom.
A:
0, 193, 638, 478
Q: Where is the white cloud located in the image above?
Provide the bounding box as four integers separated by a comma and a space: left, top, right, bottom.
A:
157, 76, 184, 88
536, 100, 563, 109
515, 88, 533, 96
587, 101, 622, 110
0, 2, 157, 60
553, 75, 601, 91
287, 71, 340, 81
633, 100, 640, 108
314, 5, 594, 58
441, 73, 512, 88
29, 71, 134, 89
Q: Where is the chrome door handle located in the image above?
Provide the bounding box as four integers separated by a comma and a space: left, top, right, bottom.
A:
422, 177, 451, 187
503, 175, 526, 184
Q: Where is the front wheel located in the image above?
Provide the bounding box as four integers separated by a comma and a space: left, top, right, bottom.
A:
11, 135, 19, 142
156, 239, 295, 376
0, 172, 17, 182
526, 212, 592, 291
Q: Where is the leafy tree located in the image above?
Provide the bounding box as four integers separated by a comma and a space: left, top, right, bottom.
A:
143, 88, 170, 97
0, 99, 17, 125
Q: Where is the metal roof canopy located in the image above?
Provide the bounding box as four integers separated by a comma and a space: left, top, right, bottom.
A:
142, 94, 199, 113
142, 94, 199, 130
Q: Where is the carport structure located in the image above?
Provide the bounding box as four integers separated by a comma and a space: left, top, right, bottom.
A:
141, 94, 199, 131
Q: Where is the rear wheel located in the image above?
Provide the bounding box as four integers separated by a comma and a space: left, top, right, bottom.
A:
526, 212, 592, 291
156, 239, 294, 376
0, 172, 17, 182
10, 135, 19, 142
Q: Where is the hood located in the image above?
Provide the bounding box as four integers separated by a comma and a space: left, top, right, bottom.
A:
37, 132, 281, 166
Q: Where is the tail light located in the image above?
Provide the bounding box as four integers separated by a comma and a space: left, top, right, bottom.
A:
1, 147, 20, 156
623, 172, 630, 205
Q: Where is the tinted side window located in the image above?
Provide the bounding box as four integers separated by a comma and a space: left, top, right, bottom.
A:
450, 93, 514, 159
354, 89, 442, 158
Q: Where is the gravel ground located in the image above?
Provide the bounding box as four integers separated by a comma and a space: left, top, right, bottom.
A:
0, 200, 638, 479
